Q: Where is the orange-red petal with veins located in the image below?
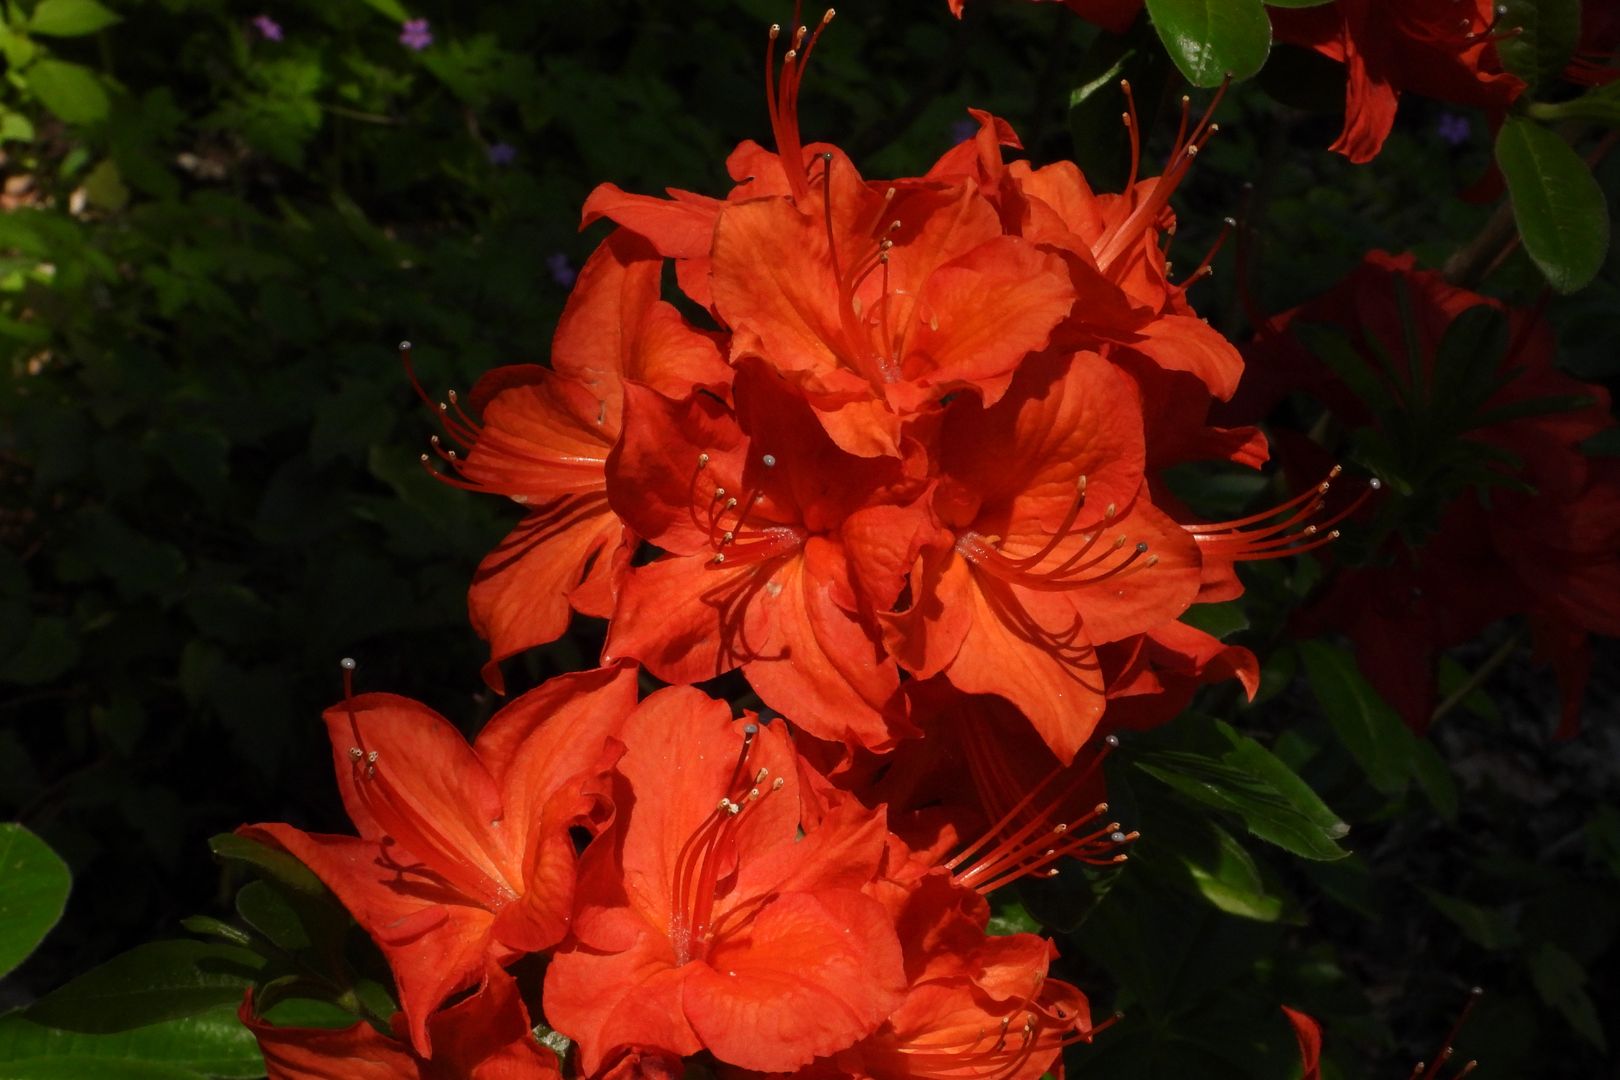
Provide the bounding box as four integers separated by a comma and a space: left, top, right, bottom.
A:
580, 183, 721, 259
604, 553, 783, 686
1124, 313, 1246, 401
542, 930, 701, 1077
942, 570, 1107, 764
626, 301, 733, 401
742, 537, 906, 751
468, 497, 623, 693
551, 231, 663, 421
894, 237, 1074, 409
684, 889, 905, 1072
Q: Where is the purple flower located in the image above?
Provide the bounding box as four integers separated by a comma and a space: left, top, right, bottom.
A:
1437, 112, 1471, 147
546, 253, 577, 288
252, 14, 283, 42
950, 117, 978, 145
399, 18, 433, 51
487, 142, 518, 166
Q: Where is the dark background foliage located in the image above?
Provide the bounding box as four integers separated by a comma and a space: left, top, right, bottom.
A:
1, 1, 1616, 1076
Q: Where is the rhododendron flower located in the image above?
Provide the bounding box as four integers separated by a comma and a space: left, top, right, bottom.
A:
1239, 251, 1618, 733
417, 230, 729, 691
603, 361, 926, 750
543, 688, 906, 1074
242, 965, 559, 1079
1270, 0, 1525, 163
886, 352, 1203, 760
241, 663, 639, 1054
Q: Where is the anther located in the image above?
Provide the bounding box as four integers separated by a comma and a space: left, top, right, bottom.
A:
754, 767, 769, 784
340, 657, 356, 671
761, 453, 777, 468
348, 747, 363, 760
698, 453, 709, 468
771, 777, 785, 790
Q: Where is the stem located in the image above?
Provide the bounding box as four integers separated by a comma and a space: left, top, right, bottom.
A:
1429, 629, 1522, 726
1441, 201, 1517, 289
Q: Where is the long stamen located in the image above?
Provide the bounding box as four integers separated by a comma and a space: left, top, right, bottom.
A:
1189, 470, 1382, 562
337, 659, 514, 910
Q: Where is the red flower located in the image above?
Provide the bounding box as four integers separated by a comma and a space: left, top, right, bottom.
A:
418, 231, 729, 691
542, 688, 906, 1074
241, 964, 560, 1079
1280, 1006, 1322, 1080
1270, 0, 1525, 163
241, 663, 639, 1054
603, 361, 927, 750
886, 352, 1203, 761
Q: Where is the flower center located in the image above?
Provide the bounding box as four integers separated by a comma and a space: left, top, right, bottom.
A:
956, 476, 1161, 591
667, 723, 786, 965
337, 659, 517, 912
690, 451, 806, 568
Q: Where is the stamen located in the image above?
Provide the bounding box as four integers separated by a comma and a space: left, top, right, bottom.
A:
1187, 469, 1381, 562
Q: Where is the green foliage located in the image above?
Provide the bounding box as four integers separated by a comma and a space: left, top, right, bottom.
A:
1496, 115, 1612, 292
0, 825, 69, 979
1144, 0, 1271, 87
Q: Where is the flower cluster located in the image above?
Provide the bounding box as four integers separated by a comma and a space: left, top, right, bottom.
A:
238, 8, 1384, 1077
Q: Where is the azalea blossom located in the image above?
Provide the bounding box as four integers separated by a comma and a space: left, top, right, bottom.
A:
542, 688, 907, 1073
240, 662, 639, 1054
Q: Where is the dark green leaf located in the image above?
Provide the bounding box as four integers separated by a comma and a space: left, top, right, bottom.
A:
28, 0, 121, 36
0, 824, 71, 979
1132, 719, 1349, 861
0, 1004, 259, 1078
25, 941, 264, 1032
1144, 0, 1271, 86
1530, 943, 1607, 1049
1496, 0, 1582, 87
26, 59, 110, 125
1496, 116, 1611, 293
235, 881, 310, 952
1423, 889, 1519, 950
1178, 601, 1249, 640
1297, 640, 1411, 795
208, 833, 326, 898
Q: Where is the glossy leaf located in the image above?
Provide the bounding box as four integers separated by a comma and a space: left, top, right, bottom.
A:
0, 1005, 259, 1079
1298, 640, 1411, 795
1133, 719, 1349, 861
24, 941, 263, 1033
1144, 0, 1271, 86
0, 824, 70, 979
1496, 116, 1611, 293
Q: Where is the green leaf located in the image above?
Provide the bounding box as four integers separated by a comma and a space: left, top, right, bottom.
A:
1297, 640, 1411, 795
1144, 0, 1271, 87
1132, 719, 1349, 861
235, 881, 310, 952
1529, 943, 1607, 1049
1496, 116, 1611, 293
356, 0, 411, 21
1495, 0, 1582, 87
25, 941, 264, 1032
27, 0, 121, 36
1423, 889, 1519, 950
0, 824, 71, 979
0, 1004, 260, 1079
25, 59, 110, 125
1179, 601, 1248, 640
208, 833, 327, 898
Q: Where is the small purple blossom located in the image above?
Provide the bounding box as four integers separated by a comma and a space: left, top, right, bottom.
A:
1437, 112, 1471, 147
399, 18, 433, 51
546, 253, 577, 289
252, 14, 283, 42
487, 142, 518, 166
950, 117, 978, 145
